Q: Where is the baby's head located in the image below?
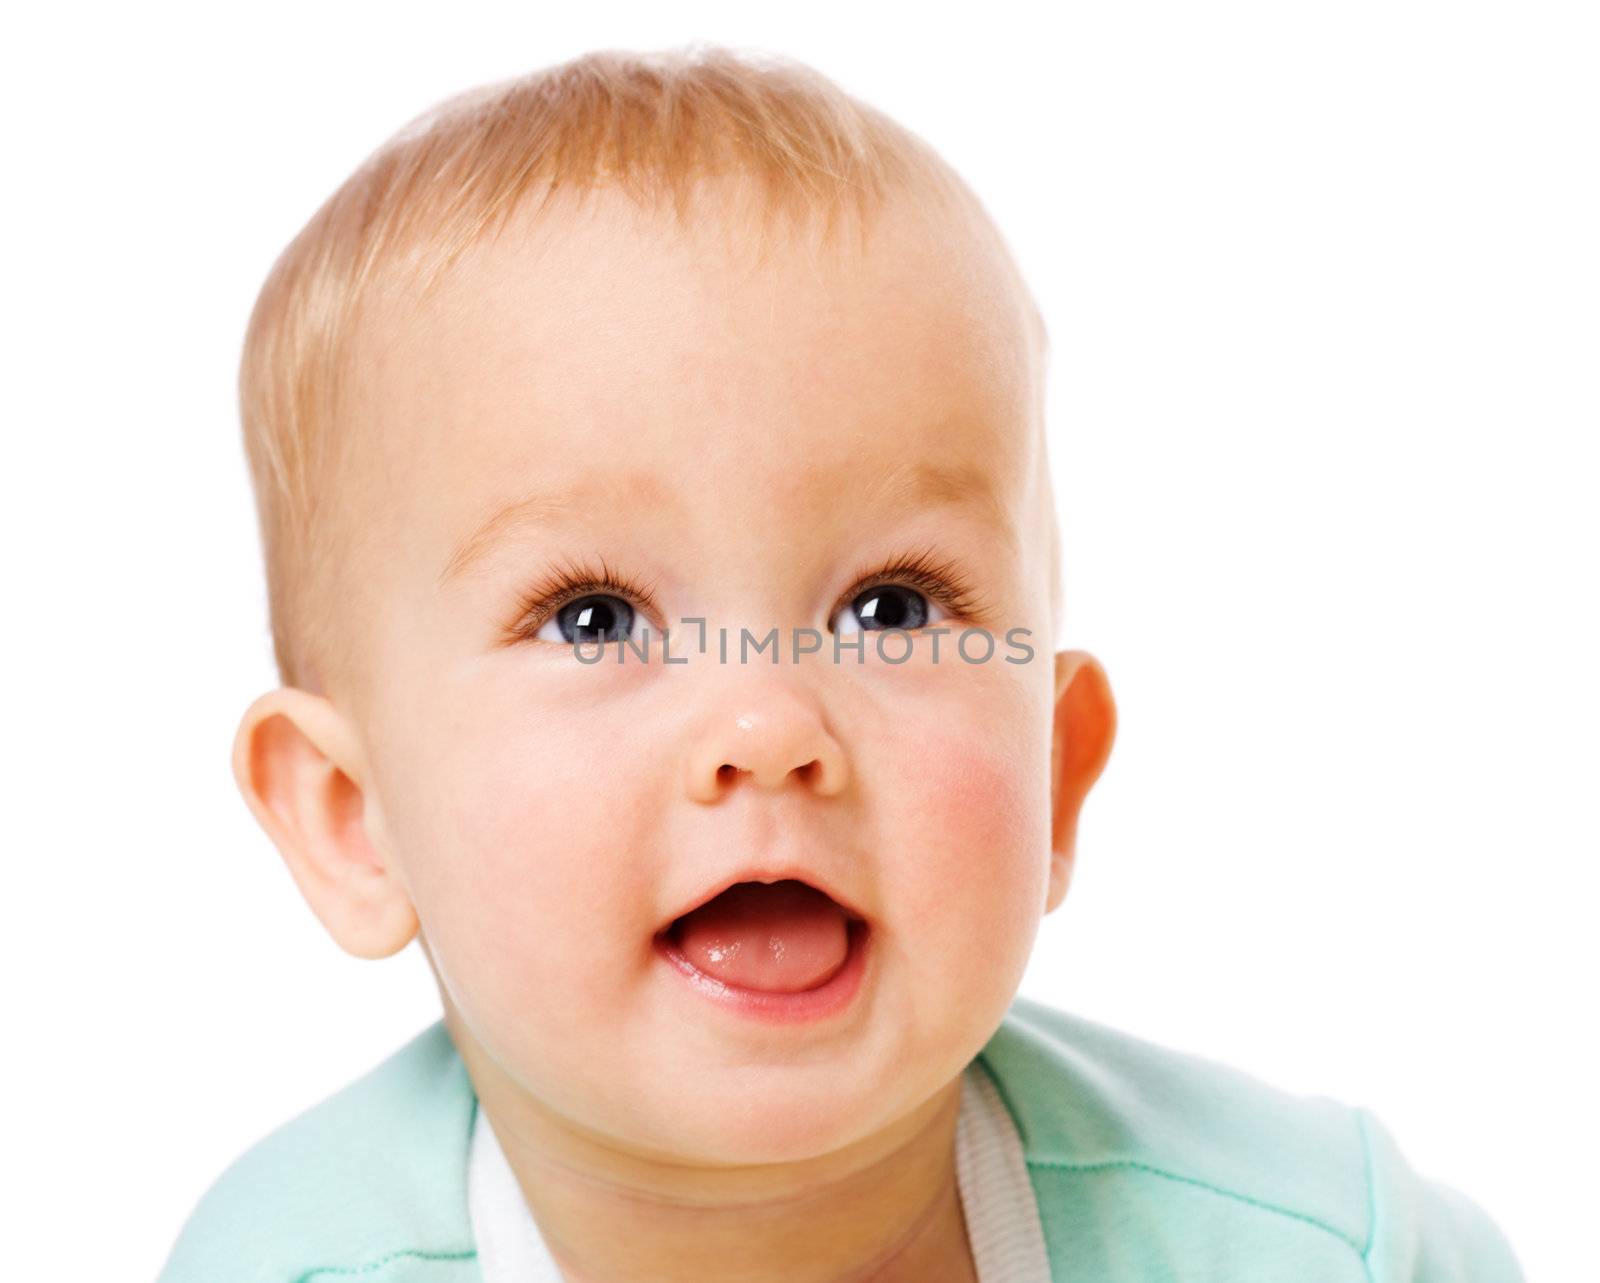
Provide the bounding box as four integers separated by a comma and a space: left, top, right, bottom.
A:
234, 46, 1116, 1171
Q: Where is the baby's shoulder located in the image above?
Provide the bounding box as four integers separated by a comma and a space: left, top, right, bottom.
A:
155, 1019, 478, 1283
984, 995, 1369, 1231
979, 995, 1523, 1282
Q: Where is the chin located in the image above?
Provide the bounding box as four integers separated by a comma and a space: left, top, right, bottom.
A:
634, 1076, 883, 1167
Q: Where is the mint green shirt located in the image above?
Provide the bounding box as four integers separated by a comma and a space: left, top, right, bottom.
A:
156, 995, 1524, 1281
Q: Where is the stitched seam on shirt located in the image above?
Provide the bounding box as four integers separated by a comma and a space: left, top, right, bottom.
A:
1355, 1108, 1380, 1283
296, 1248, 478, 1281
1025, 1156, 1368, 1258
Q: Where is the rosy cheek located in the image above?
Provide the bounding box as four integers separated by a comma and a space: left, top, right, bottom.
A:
887, 722, 1048, 933
925, 745, 1031, 839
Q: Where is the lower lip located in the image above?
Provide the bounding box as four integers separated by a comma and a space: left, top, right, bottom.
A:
653, 919, 873, 1024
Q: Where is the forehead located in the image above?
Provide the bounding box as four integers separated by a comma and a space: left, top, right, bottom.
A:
345, 180, 1041, 571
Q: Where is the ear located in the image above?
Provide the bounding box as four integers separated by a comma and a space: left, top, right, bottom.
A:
1046, 650, 1117, 914
231, 688, 418, 959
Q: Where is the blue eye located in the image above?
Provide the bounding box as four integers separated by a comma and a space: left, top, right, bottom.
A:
511, 558, 660, 650
509, 551, 980, 650
836, 583, 941, 636
535, 592, 646, 646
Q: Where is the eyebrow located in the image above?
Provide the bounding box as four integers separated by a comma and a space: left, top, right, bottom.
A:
866, 459, 1015, 542
439, 455, 1015, 585
440, 470, 682, 584
832, 457, 1019, 564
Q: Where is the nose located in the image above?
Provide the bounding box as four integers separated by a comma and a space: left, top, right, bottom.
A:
683, 684, 850, 802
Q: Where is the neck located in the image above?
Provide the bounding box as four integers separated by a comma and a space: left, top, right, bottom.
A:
451, 1012, 977, 1283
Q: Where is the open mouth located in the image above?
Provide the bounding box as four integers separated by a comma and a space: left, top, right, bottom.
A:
653, 878, 873, 1020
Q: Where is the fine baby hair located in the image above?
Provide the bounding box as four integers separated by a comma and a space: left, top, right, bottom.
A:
238, 43, 1050, 697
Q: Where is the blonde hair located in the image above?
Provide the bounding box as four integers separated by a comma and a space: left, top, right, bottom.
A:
240, 43, 1047, 691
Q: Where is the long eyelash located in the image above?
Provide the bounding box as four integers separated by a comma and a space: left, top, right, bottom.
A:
504, 555, 661, 644
836, 548, 990, 623
505, 548, 988, 644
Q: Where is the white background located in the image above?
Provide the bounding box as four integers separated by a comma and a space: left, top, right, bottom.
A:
3, 3, 1593, 1279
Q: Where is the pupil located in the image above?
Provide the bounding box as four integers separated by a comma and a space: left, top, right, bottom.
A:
854, 585, 927, 631
559, 594, 634, 644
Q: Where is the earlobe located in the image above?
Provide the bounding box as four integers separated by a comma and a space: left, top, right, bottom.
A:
232, 689, 418, 960
1045, 650, 1117, 915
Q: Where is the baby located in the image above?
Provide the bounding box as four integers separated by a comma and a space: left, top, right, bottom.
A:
158, 45, 1523, 1283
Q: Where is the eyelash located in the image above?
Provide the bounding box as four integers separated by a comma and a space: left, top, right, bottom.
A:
832, 549, 989, 626
504, 554, 663, 645
504, 548, 989, 644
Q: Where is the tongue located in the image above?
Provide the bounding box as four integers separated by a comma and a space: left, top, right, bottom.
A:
671, 880, 850, 992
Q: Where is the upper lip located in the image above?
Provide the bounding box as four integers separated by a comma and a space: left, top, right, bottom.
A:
657, 866, 870, 935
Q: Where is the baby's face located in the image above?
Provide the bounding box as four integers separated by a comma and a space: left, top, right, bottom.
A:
338, 182, 1064, 1162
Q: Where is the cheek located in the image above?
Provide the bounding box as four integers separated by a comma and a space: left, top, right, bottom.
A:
880, 707, 1051, 941
378, 683, 658, 1030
